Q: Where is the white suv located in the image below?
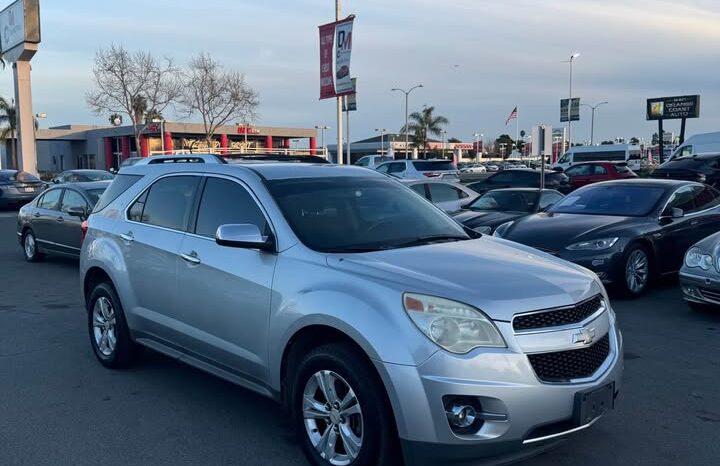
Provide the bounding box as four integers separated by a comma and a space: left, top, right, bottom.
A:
376, 159, 460, 181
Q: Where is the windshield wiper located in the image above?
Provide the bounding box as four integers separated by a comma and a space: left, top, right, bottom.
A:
391, 234, 469, 248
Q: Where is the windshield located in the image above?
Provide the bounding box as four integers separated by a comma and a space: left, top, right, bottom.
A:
550, 185, 665, 217
266, 176, 468, 252
80, 171, 114, 181
469, 191, 538, 212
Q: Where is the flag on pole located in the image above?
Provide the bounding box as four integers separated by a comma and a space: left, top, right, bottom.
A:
505, 106, 518, 126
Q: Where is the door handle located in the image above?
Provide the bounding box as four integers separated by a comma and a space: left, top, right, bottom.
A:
119, 232, 134, 243
180, 251, 201, 265
56, 216, 64, 222
33, 212, 40, 218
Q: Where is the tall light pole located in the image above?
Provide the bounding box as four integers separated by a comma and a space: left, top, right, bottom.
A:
580, 101, 608, 145
315, 125, 330, 157
564, 52, 580, 149
375, 128, 387, 156
441, 129, 447, 159
391, 84, 423, 159
473, 133, 481, 163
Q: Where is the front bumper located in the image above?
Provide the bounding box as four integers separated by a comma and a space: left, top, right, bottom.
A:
679, 271, 720, 306
382, 313, 623, 466
0, 190, 40, 205
552, 249, 625, 284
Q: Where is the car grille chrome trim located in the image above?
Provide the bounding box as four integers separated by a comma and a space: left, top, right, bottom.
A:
527, 333, 611, 383
512, 295, 605, 332
698, 287, 720, 302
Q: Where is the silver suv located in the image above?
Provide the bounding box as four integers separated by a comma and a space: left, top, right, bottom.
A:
376, 158, 460, 181
80, 162, 622, 466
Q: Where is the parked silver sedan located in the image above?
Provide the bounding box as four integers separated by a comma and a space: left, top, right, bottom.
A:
17, 181, 110, 260
402, 179, 479, 213
80, 163, 622, 466
680, 231, 720, 310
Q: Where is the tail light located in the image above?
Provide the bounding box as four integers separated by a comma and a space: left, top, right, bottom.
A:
81, 220, 88, 245
423, 172, 441, 177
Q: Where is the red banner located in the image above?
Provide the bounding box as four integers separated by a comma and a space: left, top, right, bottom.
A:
319, 22, 336, 99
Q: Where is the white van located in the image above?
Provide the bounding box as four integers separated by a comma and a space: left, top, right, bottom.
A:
667, 132, 720, 161
553, 144, 642, 171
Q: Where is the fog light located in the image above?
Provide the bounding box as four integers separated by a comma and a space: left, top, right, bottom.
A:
682, 285, 698, 297
443, 396, 484, 435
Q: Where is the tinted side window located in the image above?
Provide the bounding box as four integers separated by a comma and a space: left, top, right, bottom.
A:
690, 186, 720, 213
194, 177, 268, 238
665, 186, 696, 214
489, 172, 514, 183
566, 164, 591, 176
128, 190, 148, 222
355, 157, 369, 167
387, 163, 406, 174
511, 171, 539, 185
38, 189, 62, 210
428, 184, 462, 202
138, 176, 200, 231
539, 192, 563, 210
410, 183, 429, 199
375, 164, 390, 173
593, 165, 608, 175
60, 190, 88, 213
94, 174, 142, 212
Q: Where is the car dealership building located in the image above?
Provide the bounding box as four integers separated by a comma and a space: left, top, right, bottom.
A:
0, 122, 318, 173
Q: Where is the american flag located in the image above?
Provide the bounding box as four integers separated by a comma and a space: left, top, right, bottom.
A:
505, 106, 518, 126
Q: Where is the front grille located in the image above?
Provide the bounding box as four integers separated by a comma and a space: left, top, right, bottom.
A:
699, 288, 720, 302
513, 295, 603, 331
528, 334, 610, 383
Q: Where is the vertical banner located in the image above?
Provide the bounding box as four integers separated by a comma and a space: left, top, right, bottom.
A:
319, 22, 336, 99
334, 18, 354, 95
318, 17, 355, 99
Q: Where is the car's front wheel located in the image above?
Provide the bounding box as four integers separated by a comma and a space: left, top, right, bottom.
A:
87, 282, 141, 368
22, 229, 44, 262
621, 244, 651, 297
291, 343, 398, 466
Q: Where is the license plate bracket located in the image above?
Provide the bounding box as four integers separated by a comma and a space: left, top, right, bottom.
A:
574, 382, 614, 426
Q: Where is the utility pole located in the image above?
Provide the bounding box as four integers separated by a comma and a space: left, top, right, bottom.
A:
581, 101, 608, 145
335, 0, 344, 164
392, 84, 423, 159
375, 128, 387, 155
565, 53, 580, 149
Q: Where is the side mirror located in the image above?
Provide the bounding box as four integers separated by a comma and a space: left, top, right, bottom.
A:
660, 207, 684, 224
52, 178, 60, 184
670, 207, 684, 218
215, 224, 275, 252
67, 206, 87, 219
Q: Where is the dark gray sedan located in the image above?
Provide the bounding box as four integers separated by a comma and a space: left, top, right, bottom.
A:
16, 181, 110, 261
0, 170, 46, 208
52, 169, 114, 184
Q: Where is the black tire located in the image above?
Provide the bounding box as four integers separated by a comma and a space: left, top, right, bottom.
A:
618, 243, 653, 298
290, 343, 399, 466
87, 281, 141, 368
22, 229, 44, 262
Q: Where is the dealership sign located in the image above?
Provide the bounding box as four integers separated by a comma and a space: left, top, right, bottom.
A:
646, 95, 700, 120
560, 98, 580, 122
318, 16, 355, 99
0, 0, 40, 54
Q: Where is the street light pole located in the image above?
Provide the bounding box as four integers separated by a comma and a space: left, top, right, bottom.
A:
580, 101, 608, 145
392, 84, 423, 159
315, 125, 330, 157
441, 130, 447, 159
375, 128, 387, 155
565, 52, 580, 150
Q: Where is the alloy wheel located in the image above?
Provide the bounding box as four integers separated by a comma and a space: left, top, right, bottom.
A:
92, 296, 118, 357
24, 233, 36, 259
303, 370, 363, 465
625, 249, 649, 294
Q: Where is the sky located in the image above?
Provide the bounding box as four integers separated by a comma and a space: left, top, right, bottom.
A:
1, 0, 719, 146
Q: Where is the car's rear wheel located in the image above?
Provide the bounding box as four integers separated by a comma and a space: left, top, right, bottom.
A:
621, 244, 651, 297
22, 229, 44, 262
291, 343, 398, 466
88, 282, 141, 368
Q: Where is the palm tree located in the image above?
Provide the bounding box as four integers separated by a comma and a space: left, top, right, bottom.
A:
400, 106, 449, 158
0, 97, 17, 169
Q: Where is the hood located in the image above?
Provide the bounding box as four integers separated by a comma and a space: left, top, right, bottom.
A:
326, 237, 600, 321
504, 212, 636, 252
452, 209, 527, 229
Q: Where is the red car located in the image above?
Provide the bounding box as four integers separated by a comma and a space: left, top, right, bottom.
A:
564, 161, 638, 190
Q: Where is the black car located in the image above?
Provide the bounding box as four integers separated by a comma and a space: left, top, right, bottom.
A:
650, 153, 720, 186
452, 188, 564, 234
0, 170, 46, 208
466, 168, 570, 194
17, 181, 110, 261
52, 169, 115, 184
495, 179, 720, 296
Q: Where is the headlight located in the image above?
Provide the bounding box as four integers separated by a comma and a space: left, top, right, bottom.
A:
472, 226, 492, 234
566, 237, 619, 251
493, 221, 514, 238
403, 293, 506, 353
685, 247, 713, 270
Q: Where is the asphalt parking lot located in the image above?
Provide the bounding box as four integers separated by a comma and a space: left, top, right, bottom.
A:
1, 210, 719, 466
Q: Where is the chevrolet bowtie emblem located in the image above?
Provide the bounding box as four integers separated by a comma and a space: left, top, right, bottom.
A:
572, 327, 596, 345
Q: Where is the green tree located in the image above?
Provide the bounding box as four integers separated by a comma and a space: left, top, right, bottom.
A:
400, 106, 449, 158
0, 97, 17, 169
494, 134, 515, 158
629, 137, 640, 144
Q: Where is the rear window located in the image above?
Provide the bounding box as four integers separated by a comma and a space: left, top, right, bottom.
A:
93, 174, 142, 212
412, 161, 456, 171
0, 171, 40, 182
86, 188, 108, 206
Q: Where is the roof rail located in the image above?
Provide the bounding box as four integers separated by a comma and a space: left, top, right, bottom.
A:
125, 154, 227, 166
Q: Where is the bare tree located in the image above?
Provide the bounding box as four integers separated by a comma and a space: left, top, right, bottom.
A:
86, 45, 182, 155
179, 52, 259, 148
